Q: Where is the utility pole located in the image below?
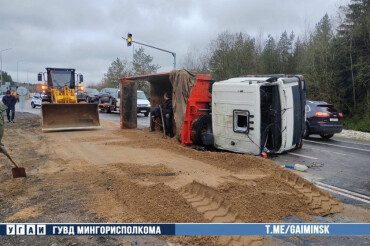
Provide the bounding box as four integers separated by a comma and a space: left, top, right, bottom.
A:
122, 34, 176, 70
0, 48, 12, 85
17, 60, 24, 83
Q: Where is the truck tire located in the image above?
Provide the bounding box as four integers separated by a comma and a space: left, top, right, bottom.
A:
31, 102, 35, 108
191, 114, 212, 146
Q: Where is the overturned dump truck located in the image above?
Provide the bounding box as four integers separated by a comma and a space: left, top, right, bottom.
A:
121, 71, 306, 155
38, 68, 101, 132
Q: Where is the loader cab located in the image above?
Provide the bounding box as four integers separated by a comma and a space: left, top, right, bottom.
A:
46, 68, 76, 89
38, 68, 83, 102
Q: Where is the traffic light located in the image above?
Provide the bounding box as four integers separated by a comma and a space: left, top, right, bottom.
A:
127, 33, 132, 47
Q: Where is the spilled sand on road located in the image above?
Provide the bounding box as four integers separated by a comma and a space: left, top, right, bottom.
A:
0, 113, 344, 246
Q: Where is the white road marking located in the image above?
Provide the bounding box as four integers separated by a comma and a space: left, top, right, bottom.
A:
303, 146, 347, 156
315, 184, 370, 205
316, 181, 370, 200
304, 139, 370, 152
333, 138, 370, 147
287, 152, 318, 160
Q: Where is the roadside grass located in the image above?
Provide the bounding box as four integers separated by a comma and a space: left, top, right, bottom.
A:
342, 116, 370, 132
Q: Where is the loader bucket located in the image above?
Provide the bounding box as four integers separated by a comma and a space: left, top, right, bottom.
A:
41, 103, 101, 132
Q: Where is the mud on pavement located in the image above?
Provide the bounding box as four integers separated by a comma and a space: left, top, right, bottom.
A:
0, 113, 343, 246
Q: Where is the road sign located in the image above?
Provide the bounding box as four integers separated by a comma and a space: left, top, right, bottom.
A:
17, 86, 28, 112
17, 86, 28, 96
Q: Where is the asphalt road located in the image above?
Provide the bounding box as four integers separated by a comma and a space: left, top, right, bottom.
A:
15, 100, 370, 207
273, 135, 370, 206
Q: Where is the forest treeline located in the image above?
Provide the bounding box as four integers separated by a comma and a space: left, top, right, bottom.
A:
98, 0, 368, 131
181, 0, 369, 131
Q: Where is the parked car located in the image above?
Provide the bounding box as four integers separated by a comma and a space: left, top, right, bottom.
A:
78, 88, 99, 103
304, 101, 343, 139
31, 94, 42, 108
137, 90, 150, 117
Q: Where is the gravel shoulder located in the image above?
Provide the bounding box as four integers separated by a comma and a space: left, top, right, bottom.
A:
336, 129, 370, 141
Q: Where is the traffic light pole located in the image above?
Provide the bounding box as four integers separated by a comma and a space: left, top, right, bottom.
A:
122, 37, 176, 69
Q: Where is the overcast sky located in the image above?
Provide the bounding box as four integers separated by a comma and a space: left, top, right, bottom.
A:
0, 0, 347, 86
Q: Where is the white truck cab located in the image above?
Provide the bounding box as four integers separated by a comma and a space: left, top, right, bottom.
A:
212, 75, 306, 155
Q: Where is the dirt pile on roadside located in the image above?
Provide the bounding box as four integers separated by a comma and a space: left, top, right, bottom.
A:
0, 114, 343, 246
106, 128, 343, 216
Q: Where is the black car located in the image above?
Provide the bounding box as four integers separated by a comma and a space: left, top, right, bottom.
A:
98, 88, 119, 104
77, 88, 99, 103
304, 101, 343, 139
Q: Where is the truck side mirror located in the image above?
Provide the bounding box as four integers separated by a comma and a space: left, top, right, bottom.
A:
79, 74, 83, 82
38, 73, 42, 81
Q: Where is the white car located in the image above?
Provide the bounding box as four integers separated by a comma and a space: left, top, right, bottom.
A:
137, 90, 150, 116
31, 94, 42, 108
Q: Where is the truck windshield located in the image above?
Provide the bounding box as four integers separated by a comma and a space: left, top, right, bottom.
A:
51, 70, 73, 89
137, 91, 147, 100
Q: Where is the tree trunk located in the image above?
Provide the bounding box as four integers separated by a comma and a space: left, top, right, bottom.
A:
349, 38, 356, 108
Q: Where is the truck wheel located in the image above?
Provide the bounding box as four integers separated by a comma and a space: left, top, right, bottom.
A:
320, 133, 334, 139
192, 115, 212, 145
31, 102, 35, 108
144, 112, 149, 117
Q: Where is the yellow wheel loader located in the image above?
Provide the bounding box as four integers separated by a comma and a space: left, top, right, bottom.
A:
38, 67, 100, 132
10, 85, 19, 101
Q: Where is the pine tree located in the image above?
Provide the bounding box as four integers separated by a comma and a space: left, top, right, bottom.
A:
261, 35, 279, 74
336, 0, 370, 116
101, 58, 132, 89
133, 47, 160, 95
1, 71, 13, 83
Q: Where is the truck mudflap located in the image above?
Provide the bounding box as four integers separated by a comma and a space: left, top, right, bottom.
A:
41, 103, 101, 132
